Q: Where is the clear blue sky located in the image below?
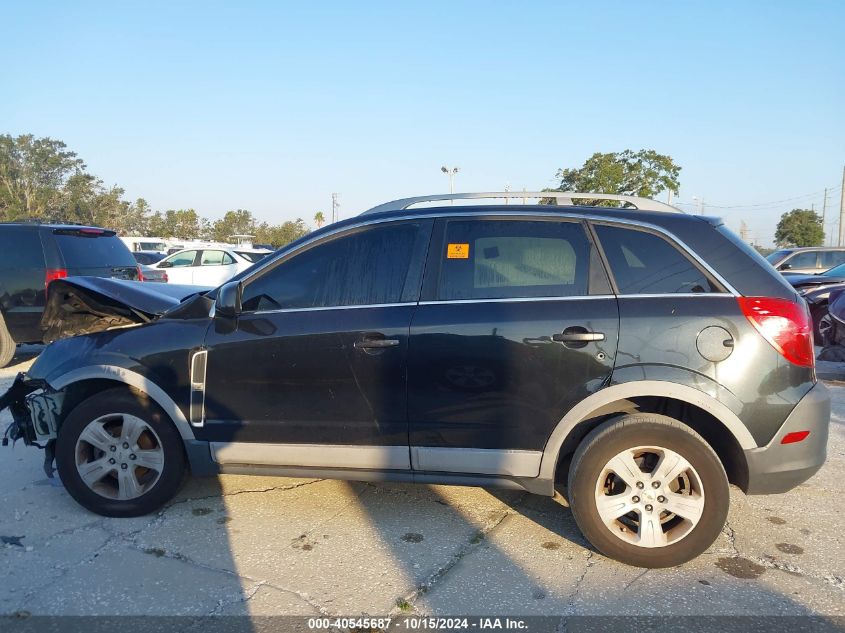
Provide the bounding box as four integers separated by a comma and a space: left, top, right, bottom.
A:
3, 0, 843, 245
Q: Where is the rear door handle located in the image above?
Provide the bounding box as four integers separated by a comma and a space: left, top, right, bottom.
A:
552, 332, 605, 343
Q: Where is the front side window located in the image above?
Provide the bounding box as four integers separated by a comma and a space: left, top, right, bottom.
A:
163, 250, 198, 267
436, 219, 592, 300
594, 224, 719, 294
241, 222, 420, 312
781, 251, 818, 270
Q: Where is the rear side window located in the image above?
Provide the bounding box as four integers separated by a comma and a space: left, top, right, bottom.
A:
594, 224, 719, 294
241, 222, 420, 311
0, 228, 44, 268
200, 250, 235, 266
436, 219, 592, 300
53, 231, 136, 268
819, 251, 845, 269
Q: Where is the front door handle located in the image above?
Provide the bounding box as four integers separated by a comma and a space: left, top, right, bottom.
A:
552, 332, 606, 343
354, 337, 400, 350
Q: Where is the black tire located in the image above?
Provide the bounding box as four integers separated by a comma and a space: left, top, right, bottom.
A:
0, 311, 15, 368
568, 413, 729, 568
56, 388, 186, 517
811, 305, 828, 344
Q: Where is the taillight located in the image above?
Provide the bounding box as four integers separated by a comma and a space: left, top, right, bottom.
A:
737, 297, 814, 367
137, 265, 145, 282
162, 271, 168, 283
44, 268, 68, 297
45, 268, 68, 285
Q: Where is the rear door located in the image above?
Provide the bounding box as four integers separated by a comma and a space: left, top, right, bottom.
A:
51, 228, 139, 280
196, 250, 238, 286
407, 216, 619, 477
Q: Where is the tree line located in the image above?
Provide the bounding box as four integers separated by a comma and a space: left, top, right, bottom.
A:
0, 134, 311, 247
3, 134, 699, 248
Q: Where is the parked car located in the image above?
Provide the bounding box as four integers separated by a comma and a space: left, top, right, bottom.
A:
150, 247, 271, 286
0, 192, 829, 569
131, 251, 168, 283
132, 251, 166, 266
783, 262, 845, 340
0, 223, 141, 367
820, 286, 845, 345
766, 246, 845, 274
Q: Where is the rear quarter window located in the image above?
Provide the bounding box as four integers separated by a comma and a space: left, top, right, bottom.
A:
53, 232, 136, 268
594, 224, 720, 294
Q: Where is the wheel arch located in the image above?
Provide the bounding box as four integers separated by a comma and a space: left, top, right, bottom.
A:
541, 381, 755, 491
49, 366, 194, 441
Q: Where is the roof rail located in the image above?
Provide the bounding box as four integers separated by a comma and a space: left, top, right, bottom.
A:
361, 191, 681, 215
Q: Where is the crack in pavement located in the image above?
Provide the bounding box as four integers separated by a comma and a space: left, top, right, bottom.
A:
719, 519, 843, 592
389, 495, 528, 616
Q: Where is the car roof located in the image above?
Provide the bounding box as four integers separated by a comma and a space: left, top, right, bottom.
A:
0, 222, 111, 231
778, 246, 845, 252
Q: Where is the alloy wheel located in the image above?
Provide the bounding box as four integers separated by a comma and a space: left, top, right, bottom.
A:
74, 413, 164, 500
594, 445, 705, 548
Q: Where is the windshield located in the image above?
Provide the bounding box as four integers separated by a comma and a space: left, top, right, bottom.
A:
823, 262, 845, 276
766, 250, 790, 264
236, 251, 270, 263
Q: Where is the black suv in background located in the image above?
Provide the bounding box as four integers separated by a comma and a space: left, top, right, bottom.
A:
0, 193, 830, 568
0, 223, 139, 366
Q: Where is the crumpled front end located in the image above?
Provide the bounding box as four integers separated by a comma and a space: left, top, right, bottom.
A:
0, 373, 62, 477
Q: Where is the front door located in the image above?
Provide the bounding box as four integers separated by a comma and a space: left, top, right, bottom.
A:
408, 216, 619, 477
200, 219, 431, 470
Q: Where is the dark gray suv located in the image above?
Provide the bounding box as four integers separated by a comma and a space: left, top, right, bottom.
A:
0, 192, 830, 568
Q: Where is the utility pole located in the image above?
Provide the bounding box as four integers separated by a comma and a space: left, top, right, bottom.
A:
822, 188, 828, 245
839, 167, 845, 247
331, 193, 339, 224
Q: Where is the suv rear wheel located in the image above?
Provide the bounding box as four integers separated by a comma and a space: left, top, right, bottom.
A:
0, 312, 15, 368
55, 388, 186, 517
568, 414, 729, 568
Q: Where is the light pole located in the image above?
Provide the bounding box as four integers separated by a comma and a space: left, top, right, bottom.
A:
441, 166, 459, 194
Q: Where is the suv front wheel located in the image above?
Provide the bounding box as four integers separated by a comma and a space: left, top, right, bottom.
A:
56, 388, 186, 517
568, 414, 729, 568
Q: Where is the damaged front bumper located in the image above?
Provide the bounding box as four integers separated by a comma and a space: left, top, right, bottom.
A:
1, 373, 63, 477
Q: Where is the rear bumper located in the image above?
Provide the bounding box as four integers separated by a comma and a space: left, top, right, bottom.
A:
744, 382, 830, 494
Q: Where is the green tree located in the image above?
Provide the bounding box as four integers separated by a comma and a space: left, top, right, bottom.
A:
147, 209, 204, 239
0, 134, 85, 220
774, 209, 824, 247
210, 209, 256, 242
314, 211, 325, 228
544, 149, 681, 205
255, 219, 309, 248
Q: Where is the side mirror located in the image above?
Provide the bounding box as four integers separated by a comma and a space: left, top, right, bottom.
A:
215, 281, 242, 318
158, 260, 172, 269
779, 263, 792, 271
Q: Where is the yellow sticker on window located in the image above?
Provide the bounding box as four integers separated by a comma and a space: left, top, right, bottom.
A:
447, 243, 470, 259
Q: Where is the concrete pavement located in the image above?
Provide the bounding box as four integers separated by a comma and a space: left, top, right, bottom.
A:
0, 347, 842, 618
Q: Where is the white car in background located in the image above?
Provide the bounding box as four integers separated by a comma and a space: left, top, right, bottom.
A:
151, 247, 272, 286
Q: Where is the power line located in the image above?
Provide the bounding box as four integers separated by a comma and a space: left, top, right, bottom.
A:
675, 185, 841, 210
